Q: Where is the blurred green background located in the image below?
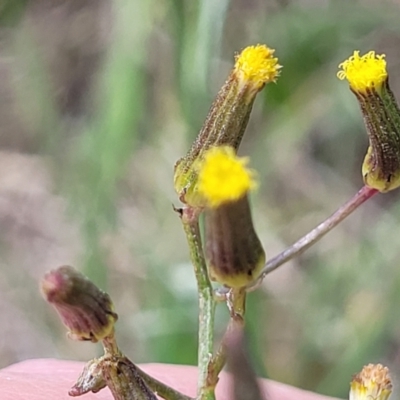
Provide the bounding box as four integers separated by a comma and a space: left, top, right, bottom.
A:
1, 0, 400, 398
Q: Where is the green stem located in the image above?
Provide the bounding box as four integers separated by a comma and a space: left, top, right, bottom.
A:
179, 206, 216, 400
207, 289, 246, 388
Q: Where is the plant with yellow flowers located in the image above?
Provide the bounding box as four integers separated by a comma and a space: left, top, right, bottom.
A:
41, 45, 397, 400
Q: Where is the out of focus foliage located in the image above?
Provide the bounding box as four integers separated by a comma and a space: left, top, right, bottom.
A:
1, 1, 400, 398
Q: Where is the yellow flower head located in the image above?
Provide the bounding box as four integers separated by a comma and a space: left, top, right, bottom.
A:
234, 44, 281, 89
337, 51, 387, 93
350, 364, 392, 400
198, 146, 257, 208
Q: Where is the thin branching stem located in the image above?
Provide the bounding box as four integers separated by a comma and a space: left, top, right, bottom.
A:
251, 185, 378, 289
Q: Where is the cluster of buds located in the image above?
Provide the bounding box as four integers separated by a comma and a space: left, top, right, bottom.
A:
41, 43, 400, 400
174, 44, 280, 291
174, 44, 280, 208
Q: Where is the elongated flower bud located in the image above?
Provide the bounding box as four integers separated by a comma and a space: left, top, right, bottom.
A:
175, 44, 281, 207
41, 265, 118, 342
349, 364, 392, 400
338, 50, 400, 192
197, 146, 265, 288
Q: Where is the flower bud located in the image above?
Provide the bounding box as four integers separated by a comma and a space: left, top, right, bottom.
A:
350, 364, 392, 400
175, 44, 281, 207
197, 146, 265, 288
338, 50, 400, 192
41, 265, 118, 342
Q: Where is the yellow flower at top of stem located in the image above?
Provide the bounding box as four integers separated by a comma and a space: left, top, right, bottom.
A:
234, 44, 281, 90
197, 146, 256, 208
174, 44, 280, 207
337, 50, 387, 94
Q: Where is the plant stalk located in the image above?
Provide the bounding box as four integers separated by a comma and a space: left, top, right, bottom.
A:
252, 185, 378, 287
179, 206, 216, 400
207, 289, 246, 388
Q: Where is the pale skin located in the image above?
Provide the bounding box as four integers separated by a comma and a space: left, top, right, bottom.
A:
0, 359, 340, 400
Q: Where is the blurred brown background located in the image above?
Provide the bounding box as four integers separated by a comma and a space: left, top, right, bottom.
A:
2, 0, 400, 398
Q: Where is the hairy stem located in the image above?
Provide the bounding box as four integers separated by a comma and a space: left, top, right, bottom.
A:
179, 206, 216, 400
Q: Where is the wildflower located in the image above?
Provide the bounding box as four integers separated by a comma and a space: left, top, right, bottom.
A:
234, 45, 281, 92
337, 51, 387, 94
197, 145, 256, 207
198, 146, 265, 288
41, 265, 118, 342
338, 50, 400, 192
349, 364, 392, 400
175, 44, 281, 207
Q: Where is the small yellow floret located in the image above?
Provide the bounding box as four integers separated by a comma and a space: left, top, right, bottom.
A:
337, 51, 387, 93
234, 44, 281, 89
350, 364, 392, 400
198, 146, 256, 208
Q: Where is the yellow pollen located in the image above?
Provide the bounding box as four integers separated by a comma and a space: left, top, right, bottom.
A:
337, 50, 387, 93
197, 146, 256, 208
234, 44, 281, 89
350, 364, 392, 400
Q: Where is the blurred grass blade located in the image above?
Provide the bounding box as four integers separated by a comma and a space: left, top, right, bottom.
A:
179, 0, 230, 129
67, 0, 155, 283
